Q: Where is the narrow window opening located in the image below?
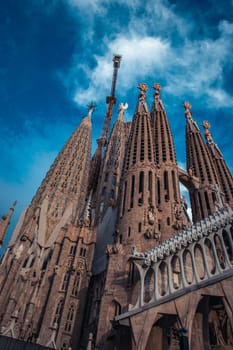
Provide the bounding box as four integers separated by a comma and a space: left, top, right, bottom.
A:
158, 220, 161, 231
148, 171, 152, 200
110, 189, 114, 200
69, 245, 76, 256
138, 171, 144, 205
61, 272, 69, 291
71, 273, 80, 297
122, 181, 127, 216
157, 178, 161, 206
198, 192, 204, 218
204, 191, 211, 213
164, 171, 169, 201
130, 175, 135, 208
172, 171, 177, 201
112, 175, 116, 186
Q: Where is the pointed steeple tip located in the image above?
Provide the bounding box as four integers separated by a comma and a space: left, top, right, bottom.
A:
87, 102, 96, 119
202, 120, 213, 143
138, 82, 148, 95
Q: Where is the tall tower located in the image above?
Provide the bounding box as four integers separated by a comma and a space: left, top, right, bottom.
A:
184, 102, 220, 222
0, 201, 16, 248
94, 84, 189, 348
80, 104, 130, 347
0, 106, 95, 349
150, 84, 189, 238
117, 83, 157, 250
202, 120, 233, 208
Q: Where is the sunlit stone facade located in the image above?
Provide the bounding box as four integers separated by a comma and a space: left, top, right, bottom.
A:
0, 73, 233, 350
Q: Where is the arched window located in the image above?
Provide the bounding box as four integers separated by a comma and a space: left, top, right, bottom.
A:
53, 299, 63, 326
65, 304, 75, 333
22, 257, 29, 268
71, 272, 80, 297
61, 272, 69, 291
67, 304, 75, 321
61, 341, 69, 350
69, 245, 76, 256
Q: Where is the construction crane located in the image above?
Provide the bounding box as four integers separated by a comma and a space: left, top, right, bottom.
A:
89, 55, 122, 193
100, 54, 122, 140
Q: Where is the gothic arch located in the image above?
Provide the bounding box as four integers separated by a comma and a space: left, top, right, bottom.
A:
191, 295, 233, 349
145, 314, 180, 350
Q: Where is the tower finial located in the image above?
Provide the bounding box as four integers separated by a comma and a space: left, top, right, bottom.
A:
153, 83, 161, 100
202, 120, 213, 143
137, 83, 148, 101
118, 103, 128, 121
87, 102, 96, 119
183, 101, 192, 119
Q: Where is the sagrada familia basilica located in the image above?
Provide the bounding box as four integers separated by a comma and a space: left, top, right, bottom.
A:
0, 56, 233, 350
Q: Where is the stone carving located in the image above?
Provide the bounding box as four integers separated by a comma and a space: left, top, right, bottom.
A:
144, 229, 152, 239
148, 206, 155, 225
119, 103, 128, 112
131, 207, 233, 266
138, 83, 148, 103
202, 120, 213, 143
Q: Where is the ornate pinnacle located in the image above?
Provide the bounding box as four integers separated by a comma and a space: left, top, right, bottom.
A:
183, 101, 192, 119
138, 83, 148, 92
153, 83, 161, 100
202, 120, 213, 142
118, 103, 128, 112
153, 83, 161, 91
137, 83, 148, 101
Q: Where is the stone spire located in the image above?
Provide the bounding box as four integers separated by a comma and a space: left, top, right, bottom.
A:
151, 83, 176, 165
117, 83, 157, 250
150, 84, 189, 239
0, 107, 94, 349
36, 104, 93, 226
0, 201, 16, 247
124, 83, 153, 170
202, 120, 233, 208
91, 103, 130, 275
95, 102, 129, 220
184, 102, 220, 221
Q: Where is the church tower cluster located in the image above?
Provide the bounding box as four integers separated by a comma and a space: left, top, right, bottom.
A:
0, 56, 233, 350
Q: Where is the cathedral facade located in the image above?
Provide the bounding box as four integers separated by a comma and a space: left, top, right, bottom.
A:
0, 56, 233, 350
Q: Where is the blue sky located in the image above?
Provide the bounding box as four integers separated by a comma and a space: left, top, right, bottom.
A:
1, 0, 233, 251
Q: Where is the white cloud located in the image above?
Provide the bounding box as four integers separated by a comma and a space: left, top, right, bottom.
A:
164, 30, 233, 108
73, 35, 170, 105
66, 0, 107, 17
60, 0, 233, 110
